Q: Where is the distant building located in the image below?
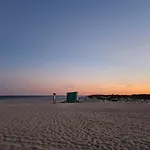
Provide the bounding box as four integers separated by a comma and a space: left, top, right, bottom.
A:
67, 92, 78, 103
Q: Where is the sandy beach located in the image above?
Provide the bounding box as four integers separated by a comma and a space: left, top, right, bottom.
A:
0, 99, 150, 150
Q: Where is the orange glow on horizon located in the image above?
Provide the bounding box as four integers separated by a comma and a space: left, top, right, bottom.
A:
2, 75, 150, 95
21, 82, 150, 95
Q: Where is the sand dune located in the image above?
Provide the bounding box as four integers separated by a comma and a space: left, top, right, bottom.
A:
0, 99, 150, 150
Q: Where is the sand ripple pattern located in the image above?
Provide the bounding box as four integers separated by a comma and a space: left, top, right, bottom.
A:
0, 101, 150, 150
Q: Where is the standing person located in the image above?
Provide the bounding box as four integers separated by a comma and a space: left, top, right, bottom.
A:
53, 93, 56, 104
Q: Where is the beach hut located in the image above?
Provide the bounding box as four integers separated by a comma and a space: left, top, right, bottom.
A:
67, 92, 78, 103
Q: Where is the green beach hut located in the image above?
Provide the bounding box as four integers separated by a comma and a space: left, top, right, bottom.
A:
67, 92, 78, 103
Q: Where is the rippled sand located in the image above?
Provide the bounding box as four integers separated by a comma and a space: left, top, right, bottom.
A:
0, 99, 150, 150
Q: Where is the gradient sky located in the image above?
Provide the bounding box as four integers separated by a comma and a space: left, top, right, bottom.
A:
0, 0, 150, 95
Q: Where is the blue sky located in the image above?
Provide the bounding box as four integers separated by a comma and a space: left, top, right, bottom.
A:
0, 0, 150, 95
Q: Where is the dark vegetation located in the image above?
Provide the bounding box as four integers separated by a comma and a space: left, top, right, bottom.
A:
87, 94, 150, 102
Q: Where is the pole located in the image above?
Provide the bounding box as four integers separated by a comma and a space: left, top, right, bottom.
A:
53, 93, 56, 104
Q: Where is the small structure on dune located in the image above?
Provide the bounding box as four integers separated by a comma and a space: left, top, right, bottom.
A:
67, 92, 78, 103
62, 92, 79, 103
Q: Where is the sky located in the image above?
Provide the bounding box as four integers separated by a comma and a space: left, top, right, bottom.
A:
0, 0, 150, 95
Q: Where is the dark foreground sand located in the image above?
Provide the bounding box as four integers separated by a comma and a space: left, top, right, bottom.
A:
0, 99, 150, 150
